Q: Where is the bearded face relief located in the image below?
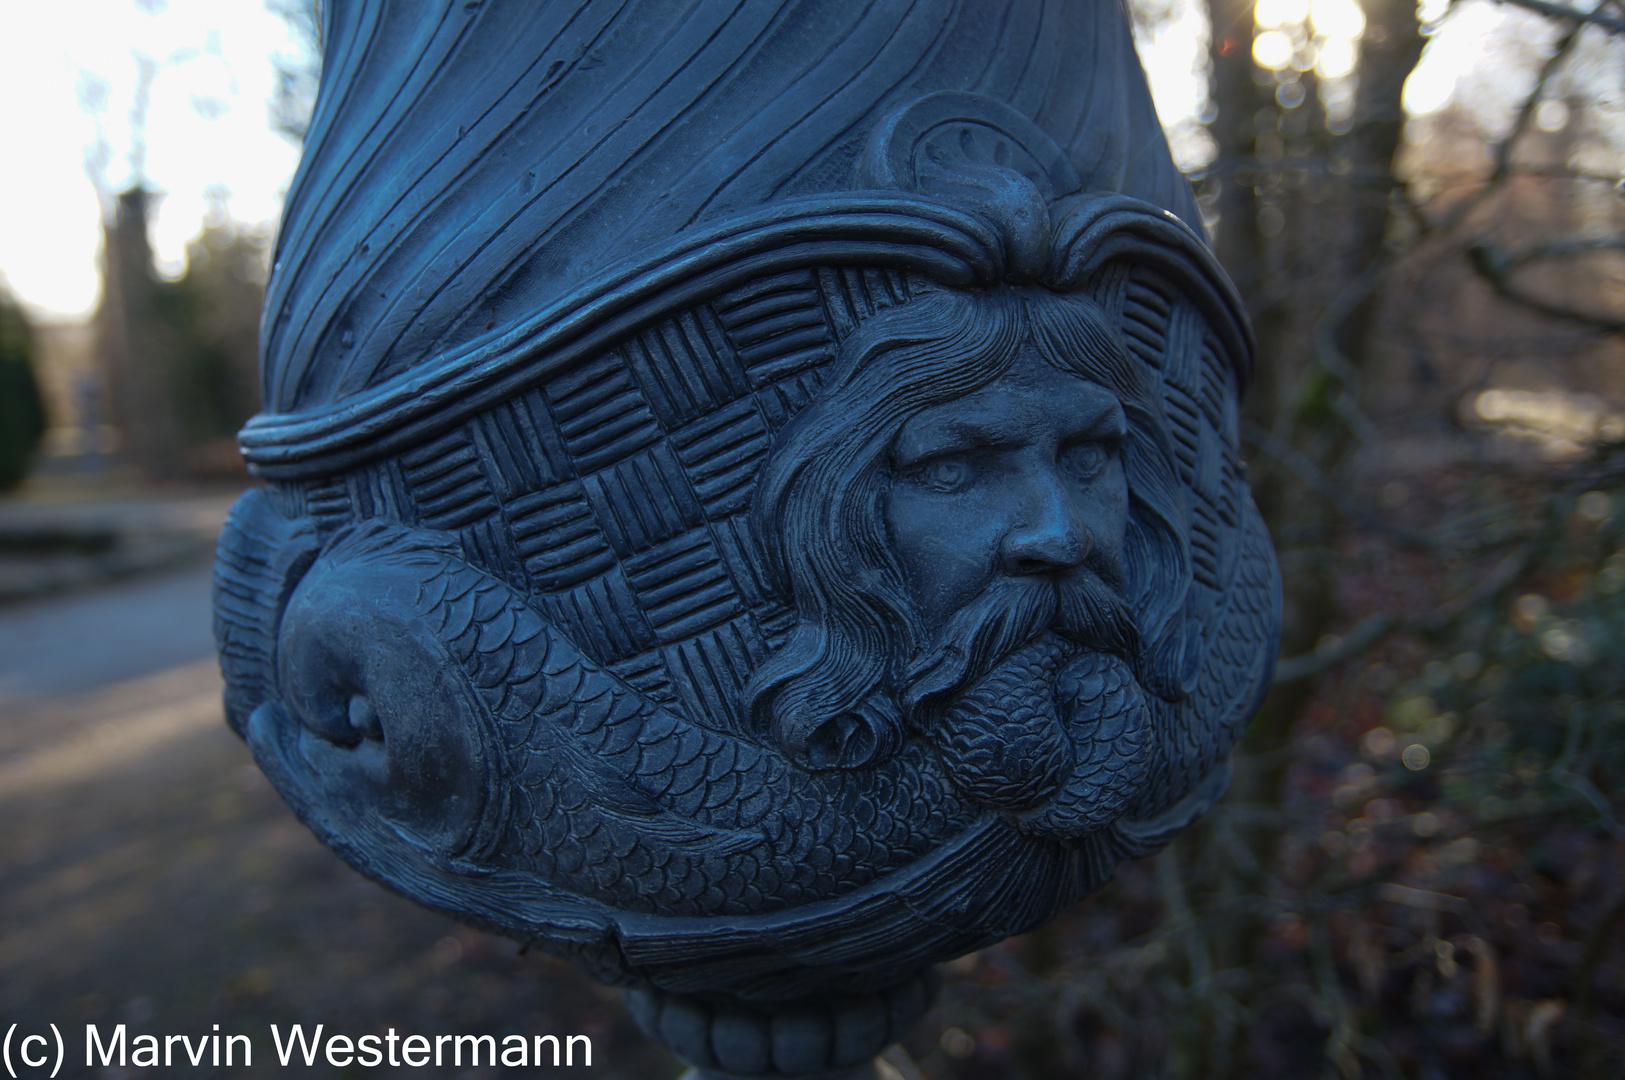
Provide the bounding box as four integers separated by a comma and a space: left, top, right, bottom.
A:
214, 6, 1279, 1075
747, 290, 1166, 842
888, 346, 1149, 837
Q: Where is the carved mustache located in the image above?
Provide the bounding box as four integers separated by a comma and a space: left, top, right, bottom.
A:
900, 571, 1139, 717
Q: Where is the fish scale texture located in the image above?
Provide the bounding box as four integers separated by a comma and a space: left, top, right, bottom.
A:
1029, 651, 1151, 836
936, 637, 1071, 809
399, 528, 976, 916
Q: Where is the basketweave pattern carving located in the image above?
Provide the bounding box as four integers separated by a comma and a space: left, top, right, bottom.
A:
278, 260, 1254, 746
1093, 257, 1270, 813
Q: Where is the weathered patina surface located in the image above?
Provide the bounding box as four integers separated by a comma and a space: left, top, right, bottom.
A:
213, 3, 1279, 1076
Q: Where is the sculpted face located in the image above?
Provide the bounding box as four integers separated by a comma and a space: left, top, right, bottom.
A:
869, 342, 1151, 835
884, 346, 1129, 637
748, 289, 1169, 811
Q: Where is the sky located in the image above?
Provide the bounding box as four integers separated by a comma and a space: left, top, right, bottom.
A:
0, 1, 1613, 325
0, 0, 311, 321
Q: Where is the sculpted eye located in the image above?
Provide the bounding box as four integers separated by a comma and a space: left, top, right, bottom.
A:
1059, 441, 1114, 483
909, 457, 973, 493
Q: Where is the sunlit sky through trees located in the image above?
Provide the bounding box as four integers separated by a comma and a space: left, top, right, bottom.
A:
0, 0, 1616, 323
0, 0, 310, 320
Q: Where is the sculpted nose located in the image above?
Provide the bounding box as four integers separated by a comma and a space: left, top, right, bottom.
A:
1000, 472, 1089, 576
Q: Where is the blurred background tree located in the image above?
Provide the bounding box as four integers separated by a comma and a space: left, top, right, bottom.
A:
0, 287, 48, 491
266, 0, 320, 143
154, 205, 271, 475
94, 182, 269, 480
63, 0, 319, 485
911, 2, 1625, 1078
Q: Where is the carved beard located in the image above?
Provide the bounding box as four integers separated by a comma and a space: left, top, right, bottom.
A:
902, 575, 1152, 841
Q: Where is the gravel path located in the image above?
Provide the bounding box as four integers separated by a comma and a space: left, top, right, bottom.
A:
0, 554, 675, 1078
0, 564, 218, 705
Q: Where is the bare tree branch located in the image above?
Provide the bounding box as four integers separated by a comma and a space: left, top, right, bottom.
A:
1491, 0, 1625, 34
1412, 166, 1625, 215
1427, 22, 1585, 235
1272, 542, 1536, 684
1269, 453, 1625, 684
1496, 236, 1625, 265
1468, 240, 1625, 333
1273, 613, 1395, 683
1243, 422, 1440, 548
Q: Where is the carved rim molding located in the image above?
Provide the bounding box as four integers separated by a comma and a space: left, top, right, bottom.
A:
239, 194, 1253, 479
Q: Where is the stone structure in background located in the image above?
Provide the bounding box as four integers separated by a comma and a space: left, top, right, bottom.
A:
212, 3, 1280, 1077
97, 188, 183, 480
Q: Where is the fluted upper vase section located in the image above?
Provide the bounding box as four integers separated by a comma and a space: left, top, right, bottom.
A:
259, 0, 1198, 417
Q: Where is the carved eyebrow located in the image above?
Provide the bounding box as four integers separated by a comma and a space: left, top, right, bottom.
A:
1063, 400, 1128, 442
893, 397, 1128, 466
892, 420, 1010, 466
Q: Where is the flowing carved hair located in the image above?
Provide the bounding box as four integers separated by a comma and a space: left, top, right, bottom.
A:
746, 285, 1190, 769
